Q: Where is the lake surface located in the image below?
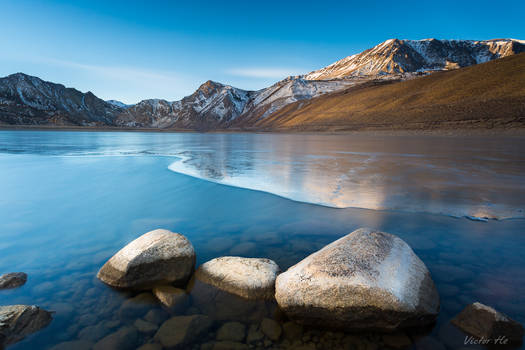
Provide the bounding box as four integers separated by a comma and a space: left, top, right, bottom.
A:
0, 130, 524, 349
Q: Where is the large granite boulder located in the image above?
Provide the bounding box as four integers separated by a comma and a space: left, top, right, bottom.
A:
97, 229, 195, 289
275, 228, 440, 330
451, 302, 524, 344
0, 305, 53, 347
0, 272, 27, 290
193, 257, 280, 300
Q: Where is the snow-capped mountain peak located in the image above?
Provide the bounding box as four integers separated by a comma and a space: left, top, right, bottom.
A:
305, 38, 525, 80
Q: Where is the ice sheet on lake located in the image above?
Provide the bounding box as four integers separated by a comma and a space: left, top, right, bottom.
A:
1, 130, 523, 219
166, 134, 525, 220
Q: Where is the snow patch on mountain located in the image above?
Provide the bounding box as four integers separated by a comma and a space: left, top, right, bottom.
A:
106, 100, 133, 108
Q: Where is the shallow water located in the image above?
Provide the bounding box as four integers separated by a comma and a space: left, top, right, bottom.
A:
0, 130, 524, 349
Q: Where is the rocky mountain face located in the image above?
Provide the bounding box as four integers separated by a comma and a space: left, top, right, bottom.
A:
1, 38, 524, 129
115, 78, 356, 129
305, 38, 525, 80
0, 73, 122, 126
115, 80, 253, 129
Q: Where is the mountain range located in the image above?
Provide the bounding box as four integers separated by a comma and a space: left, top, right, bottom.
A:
1, 38, 524, 131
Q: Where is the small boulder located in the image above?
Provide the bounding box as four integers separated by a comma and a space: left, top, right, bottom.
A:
154, 314, 213, 348
283, 321, 303, 340
152, 285, 188, 310
451, 302, 524, 344
134, 318, 157, 334
212, 341, 250, 350
136, 344, 163, 350
119, 292, 157, 319
0, 272, 27, 290
382, 333, 412, 349
260, 318, 282, 341
189, 280, 267, 322
275, 228, 440, 330
0, 305, 52, 347
194, 256, 280, 300
144, 309, 169, 325
246, 324, 264, 344
93, 326, 139, 350
49, 340, 94, 350
216, 321, 246, 342
97, 229, 195, 289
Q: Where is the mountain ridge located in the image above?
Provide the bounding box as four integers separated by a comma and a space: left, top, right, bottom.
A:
254, 52, 525, 131
1, 38, 524, 130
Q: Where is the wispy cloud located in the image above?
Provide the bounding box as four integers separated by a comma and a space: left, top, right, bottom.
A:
227, 67, 305, 79
42, 58, 183, 85
8, 55, 195, 103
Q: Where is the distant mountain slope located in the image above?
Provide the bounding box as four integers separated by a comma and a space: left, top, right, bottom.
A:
115, 80, 253, 129
305, 38, 525, 80
254, 53, 525, 131
116, 78, 358, 129
0, 73, 122, 126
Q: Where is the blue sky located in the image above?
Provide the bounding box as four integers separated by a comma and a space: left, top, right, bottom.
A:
1, 0, 524, 104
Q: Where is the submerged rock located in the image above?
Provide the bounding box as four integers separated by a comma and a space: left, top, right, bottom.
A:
93, 325, 139, 350
0, 272, 27, 290
211, 341, 250, 350
216, 321, 246, 342
260, 318, 282, 341
0, 305, 53, 347
152, 285, 188, 310
119, 292, 158, 319
97, 229, 195, 289
134, 318, 157, 334
49, 340, 94, 350
189, 279, 269, 322
451, 302, 524, 344
275, 228, 440, 331
154, 314, 213, 348
194, 256, 280, 300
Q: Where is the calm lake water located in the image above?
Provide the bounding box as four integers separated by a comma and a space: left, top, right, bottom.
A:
0, 130, 524, 350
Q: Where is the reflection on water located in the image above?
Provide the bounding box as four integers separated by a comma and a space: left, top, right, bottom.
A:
0, 131, 524, 349
167, 133, 525, 219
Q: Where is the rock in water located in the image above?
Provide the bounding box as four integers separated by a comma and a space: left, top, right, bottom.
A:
152, 285, 188, 310
97, 229, 195, 289
194, 257, 280, 300
275, 228, 439, 330
451, 302, 524, 344
0, 305, 53, 347
0, 272, 27, 290
154, 315, 213, 348
93, 326, 139, 350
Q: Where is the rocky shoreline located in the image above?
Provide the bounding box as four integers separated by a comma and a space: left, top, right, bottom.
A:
1, 228, 523, 349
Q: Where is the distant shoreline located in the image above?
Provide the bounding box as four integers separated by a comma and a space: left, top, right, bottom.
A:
1, 124, 525, 137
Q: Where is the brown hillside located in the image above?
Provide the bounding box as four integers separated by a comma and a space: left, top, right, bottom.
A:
253, 53, 525, 131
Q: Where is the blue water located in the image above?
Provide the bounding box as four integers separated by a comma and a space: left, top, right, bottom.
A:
0, 130, 524, 349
